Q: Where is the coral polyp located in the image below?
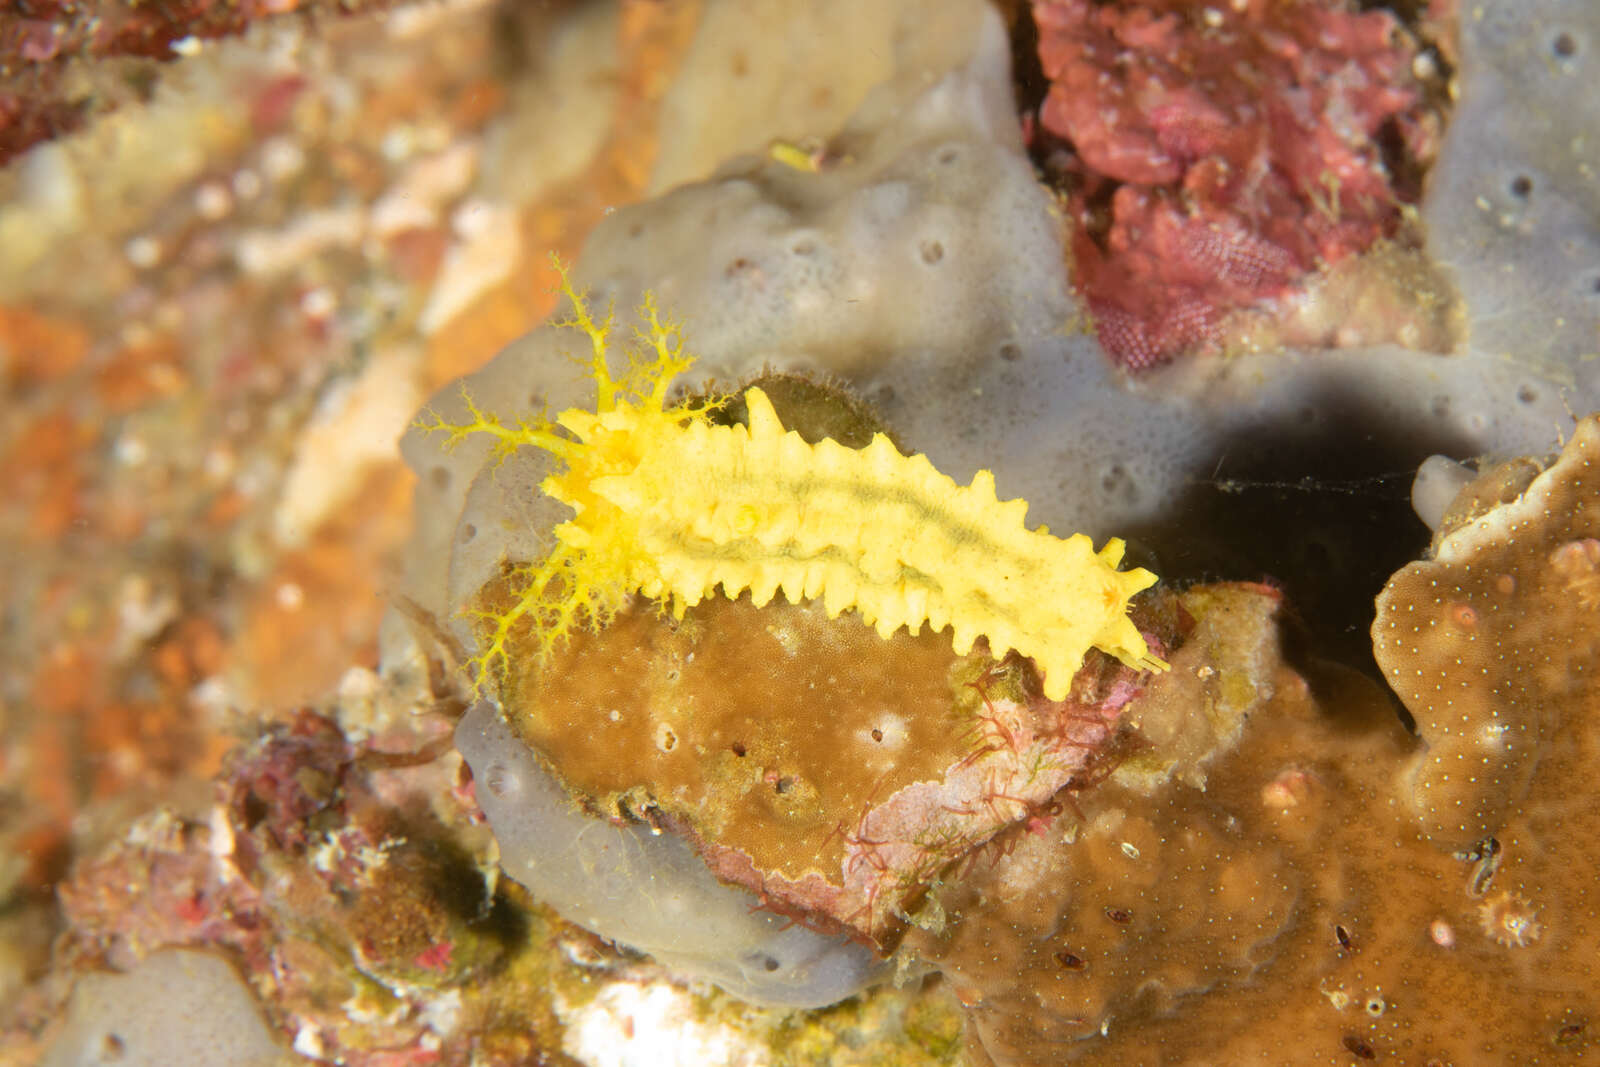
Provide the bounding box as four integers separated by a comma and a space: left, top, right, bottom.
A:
420, 260, 1166, 701
1479, 891, 1542, 948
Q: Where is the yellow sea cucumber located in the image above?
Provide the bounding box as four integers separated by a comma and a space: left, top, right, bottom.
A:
421, 261, 1167, 701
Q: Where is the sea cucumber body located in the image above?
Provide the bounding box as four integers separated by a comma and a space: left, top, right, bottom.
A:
549, 387, 1159, 700
422, 268, 1164, 697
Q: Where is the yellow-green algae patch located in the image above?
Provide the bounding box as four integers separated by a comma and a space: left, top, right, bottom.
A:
766, 980, 966, 1066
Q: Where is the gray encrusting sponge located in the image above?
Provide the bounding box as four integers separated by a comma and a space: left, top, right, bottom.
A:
455, 701, 887, 1008
43, 949, 293, 1067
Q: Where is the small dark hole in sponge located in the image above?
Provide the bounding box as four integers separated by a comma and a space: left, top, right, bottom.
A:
1553, 31, 1578, 58
1509, 174, 1533, 200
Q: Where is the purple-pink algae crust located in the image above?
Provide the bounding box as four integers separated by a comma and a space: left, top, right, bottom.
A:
1033, 0, 1442, 368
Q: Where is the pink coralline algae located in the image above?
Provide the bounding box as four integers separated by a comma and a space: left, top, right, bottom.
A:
20, 710, 564, 1065
1032, 0, 1438, 369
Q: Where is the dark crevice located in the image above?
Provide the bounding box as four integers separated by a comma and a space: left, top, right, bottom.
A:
1123, 392, 1471, 685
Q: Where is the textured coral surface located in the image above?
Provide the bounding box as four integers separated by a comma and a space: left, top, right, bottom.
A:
1377, 416, 1600, 847
923, 568, 1600, 1065
494, 588, 1168, 946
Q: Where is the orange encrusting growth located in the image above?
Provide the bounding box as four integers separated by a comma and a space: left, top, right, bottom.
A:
419, 259, 1167, 701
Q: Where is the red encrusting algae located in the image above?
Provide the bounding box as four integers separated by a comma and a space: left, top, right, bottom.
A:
1032, 0, 1441, 368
